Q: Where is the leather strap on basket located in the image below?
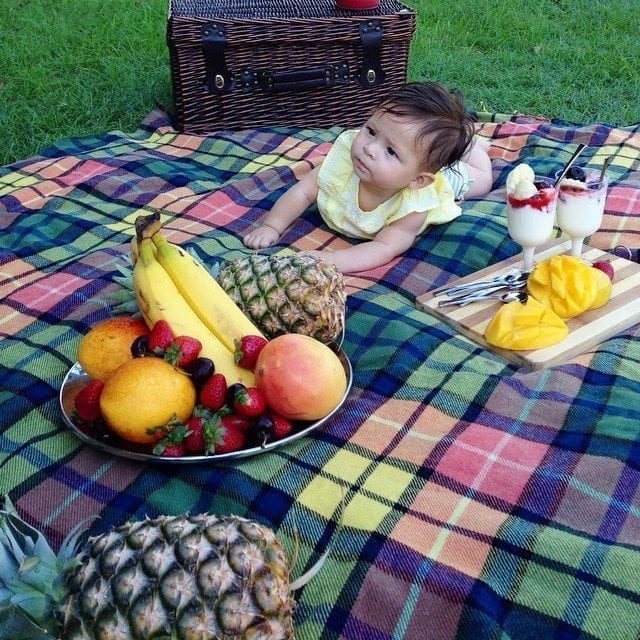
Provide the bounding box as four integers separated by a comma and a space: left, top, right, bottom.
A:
201, 23, 234, 93
200, 19, 385, 94
358, 20, 385, 88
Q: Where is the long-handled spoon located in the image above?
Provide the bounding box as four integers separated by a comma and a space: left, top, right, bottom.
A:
599, 155, 613, 183
553, 143, 588, 187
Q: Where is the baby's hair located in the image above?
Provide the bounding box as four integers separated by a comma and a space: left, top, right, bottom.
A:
375, 82, 475, 171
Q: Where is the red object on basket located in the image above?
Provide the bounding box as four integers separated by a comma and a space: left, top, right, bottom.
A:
337, 0, 380, 9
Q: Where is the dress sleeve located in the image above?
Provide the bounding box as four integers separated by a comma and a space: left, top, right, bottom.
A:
389, 172, 461, 231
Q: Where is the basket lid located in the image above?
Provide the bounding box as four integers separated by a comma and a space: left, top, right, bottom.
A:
169, 0, 414, 19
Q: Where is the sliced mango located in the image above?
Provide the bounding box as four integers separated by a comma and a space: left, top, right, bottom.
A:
588, 266, 612, 310
484, 296, 568, 350
527, 255, 597, 318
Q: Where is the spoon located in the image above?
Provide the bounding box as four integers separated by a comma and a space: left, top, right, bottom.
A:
553, 143, 588, 187
440, 279, 527, 304
438, 290, 528, 308
434, 269, 526, 297
599, 155, 613, 183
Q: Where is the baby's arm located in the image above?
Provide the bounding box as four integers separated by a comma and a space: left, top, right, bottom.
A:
244, 166, 321, 249
462, 137, 493, 198
304, 211, 427, 274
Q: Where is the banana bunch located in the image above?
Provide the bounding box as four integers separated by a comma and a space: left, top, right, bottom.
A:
132, 214, 264, 387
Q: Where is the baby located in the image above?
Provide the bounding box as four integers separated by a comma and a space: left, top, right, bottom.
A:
243, 82, 493, 273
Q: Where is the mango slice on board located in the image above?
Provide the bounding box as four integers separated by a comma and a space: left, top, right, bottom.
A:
527, 255, 597, 318
484, 296, 568, 350
588, 266, 612, 310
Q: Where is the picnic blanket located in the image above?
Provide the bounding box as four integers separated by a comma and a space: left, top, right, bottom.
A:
2, 110, 640, 640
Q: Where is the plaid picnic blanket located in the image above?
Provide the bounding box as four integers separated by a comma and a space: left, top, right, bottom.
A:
1, 110, 640, 640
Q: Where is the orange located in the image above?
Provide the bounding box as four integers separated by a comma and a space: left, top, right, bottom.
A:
77, 316, 150, 382
99, 357, 196, 444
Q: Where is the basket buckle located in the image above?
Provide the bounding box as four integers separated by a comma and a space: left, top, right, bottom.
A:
358, 20, 386, 89
201, 22, 235, 93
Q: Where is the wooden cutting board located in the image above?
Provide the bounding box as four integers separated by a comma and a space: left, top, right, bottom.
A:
415, 238, 640, 370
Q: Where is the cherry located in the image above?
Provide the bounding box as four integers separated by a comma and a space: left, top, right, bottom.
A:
226, 383, 246, 406
566, 166, 587, 181
183, 357, 215, 389
130, 335, 150, 357
247, 415, 274, 448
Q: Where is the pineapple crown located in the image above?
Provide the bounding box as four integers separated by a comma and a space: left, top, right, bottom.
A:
0, 495, 90, 640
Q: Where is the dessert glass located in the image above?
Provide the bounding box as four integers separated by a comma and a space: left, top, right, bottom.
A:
556, 177, 608, 256
506, 178, 559, 273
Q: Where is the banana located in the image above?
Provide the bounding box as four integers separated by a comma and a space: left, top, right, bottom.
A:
134, 238, 255, 387
152, 232, 265, 351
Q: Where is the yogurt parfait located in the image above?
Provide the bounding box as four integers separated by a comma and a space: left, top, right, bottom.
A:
556, 166, 608, 256
506, 163, 559, 272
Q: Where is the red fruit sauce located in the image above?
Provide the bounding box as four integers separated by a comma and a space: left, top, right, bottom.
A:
507, 188, 558, 211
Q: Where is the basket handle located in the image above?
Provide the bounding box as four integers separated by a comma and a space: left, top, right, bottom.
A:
256, 64, 349, 93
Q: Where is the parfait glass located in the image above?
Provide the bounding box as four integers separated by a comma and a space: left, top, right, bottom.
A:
556, 177, 608, 256
506, 178, 559, 273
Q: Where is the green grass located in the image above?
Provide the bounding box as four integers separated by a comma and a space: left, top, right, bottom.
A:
1, 0, 638, 167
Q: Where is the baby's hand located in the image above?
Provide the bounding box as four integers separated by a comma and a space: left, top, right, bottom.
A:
243, 225, 280, 249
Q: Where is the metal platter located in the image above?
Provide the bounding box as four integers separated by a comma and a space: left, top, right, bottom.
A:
59, 347, 352, 464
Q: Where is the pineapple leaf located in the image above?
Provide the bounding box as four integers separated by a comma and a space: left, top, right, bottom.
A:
0, 496, 70, 632
8, 591, 57, 627
186, 245, 220, 279
0, 603, 53, 640
0, 498, 59, 582
289, 487, 345, 591
56, 516, 94, 565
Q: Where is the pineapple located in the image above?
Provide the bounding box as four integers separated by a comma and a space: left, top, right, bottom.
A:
217, 254, 346, 344
0, 496, 296, 640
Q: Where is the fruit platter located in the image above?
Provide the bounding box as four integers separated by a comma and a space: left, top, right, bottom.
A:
60, 212, 352, 463
59, 349, 352, 464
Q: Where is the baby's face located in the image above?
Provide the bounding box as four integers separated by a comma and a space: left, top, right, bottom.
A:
350, 111, 429, 193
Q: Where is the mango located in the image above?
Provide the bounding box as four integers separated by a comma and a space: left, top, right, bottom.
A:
484, 296, 568, 350
588, 266, 612, 310
527, 255, 597, 318
255, 334, 347, 421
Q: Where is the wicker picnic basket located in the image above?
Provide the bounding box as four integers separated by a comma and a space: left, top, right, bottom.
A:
167, 0, 416, 132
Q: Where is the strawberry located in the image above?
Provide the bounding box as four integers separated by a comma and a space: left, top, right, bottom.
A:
200, 373, 228, 411
220, 413, 251, 432
149, 320, 174, 355
270, 412, 293, 440
74, 380, 104, 422
165, 335, 202, 368
592, 260, 615, 282
146, 415, 184, 442
234, 335, 269, 370
182, 407, 226, 455
152, 422, 190, 457
233, 386, 267, 418
160, 443, 186, 458
184, 417, 206, 454
214, 424, 246, 454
